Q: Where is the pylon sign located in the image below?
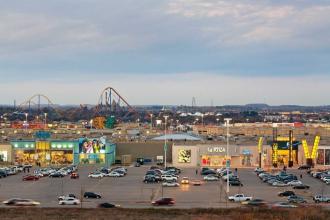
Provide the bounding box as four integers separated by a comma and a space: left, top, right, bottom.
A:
258, 137, 263, 153
302, 136, 320, 159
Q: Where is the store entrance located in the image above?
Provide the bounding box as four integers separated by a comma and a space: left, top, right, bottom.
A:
201, 155, 225, 167
277, 150, 298, 166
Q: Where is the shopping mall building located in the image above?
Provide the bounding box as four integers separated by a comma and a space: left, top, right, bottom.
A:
0, 136, 116, 166
171, 143, 330, 168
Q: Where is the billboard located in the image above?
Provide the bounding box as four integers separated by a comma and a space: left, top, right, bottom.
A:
178, 149, 191, 163
79, 137, 106, 154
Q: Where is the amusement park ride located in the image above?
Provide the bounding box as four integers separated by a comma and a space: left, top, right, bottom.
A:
9, 87, 137, 130
92, 87, 137, 129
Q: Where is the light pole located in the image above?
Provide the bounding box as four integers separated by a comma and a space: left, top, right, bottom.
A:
201, 114, 204, 126
150, 114, 153, 130
44, 113, 48, 129
224, 118, 232, 194
25, 113, 28, 130
164, 115, 169, 169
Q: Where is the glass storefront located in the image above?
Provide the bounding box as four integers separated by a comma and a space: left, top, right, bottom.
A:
15, 150, 35, 164
326, 149, 330, 165
276, 150, 298, 166
201, 155, 225, 167
0, 151, 8, 162
317, 149, 325, 165
51, 151, 73, 165
79, 153, 105, 164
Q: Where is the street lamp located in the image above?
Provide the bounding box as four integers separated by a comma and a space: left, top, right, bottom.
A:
164, 115, 169, 169
224, 118, 232, 194
201, 114, 204, 126
44, 113, 48, 129
150, 114, 153, 129
25, 113, 28, 130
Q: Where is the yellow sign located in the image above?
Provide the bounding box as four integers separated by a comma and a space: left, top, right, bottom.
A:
258, 137, 263, 153
302, 136, 320, 159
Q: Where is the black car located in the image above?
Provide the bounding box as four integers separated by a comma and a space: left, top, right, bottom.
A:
165, 167, 181, 174
278, 191, 295, 197
49, 172, 64, 178
143, 176, 160, 183
293, 185, 310, 189
99, 168, 110, 174
98, 203, 120, 208
84, 192, 101, 199
201, 170, 216, 176
229, 180, 243, 186
0, 171, 8, 178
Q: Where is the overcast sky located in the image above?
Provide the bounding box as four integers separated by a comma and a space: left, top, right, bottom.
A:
0, 0, 329, 106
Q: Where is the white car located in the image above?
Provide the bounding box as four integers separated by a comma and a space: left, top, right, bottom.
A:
162, 181, 180, 187
228, 194, 253, 202
272, 181, 287, 187
107, 171, 124, 177
88, 172, 104, 178
287, 180, 303, 186
161, 175, 178, 182
322, 176, 330, 182
58, 194, 76, 201
59, 197, 80, 205
204, 175, 219, 181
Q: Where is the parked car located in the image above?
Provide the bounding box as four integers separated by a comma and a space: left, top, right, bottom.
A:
203, 175, 219, 181
98, 202, 121, 208
59, 197, 80, 205
151, 198, 175, 206
313, 195, 330, 203
0, 170, 8, 178
49, 172, 64, 178
228, 194, 252, 202
3, 198, 40, 206
22, 175, 39, 181
88, 172, 104, 178
161, 175, 178, 182
278, 191, 295, 197
201, 169, 217, 176
288, 195, 307, 203
287, 180, 303, 186
106, 171, 124, 177
58, 194, 76, 201
143, 176, 160, 183
293, 185, 310, 189
83, 192, 101, 199
229, 180, 243, 186
70, 172, 79, 179
162, 181, 180, 187
272, 181, 287, 187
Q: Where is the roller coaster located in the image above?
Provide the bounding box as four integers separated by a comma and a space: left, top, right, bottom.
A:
12, 87, 137, 129
94, 87, 136, 118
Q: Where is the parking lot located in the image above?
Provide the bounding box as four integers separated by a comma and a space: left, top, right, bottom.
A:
0, 165, 329, 208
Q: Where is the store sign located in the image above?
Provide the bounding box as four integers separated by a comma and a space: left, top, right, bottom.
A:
207, 147, 226, 153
